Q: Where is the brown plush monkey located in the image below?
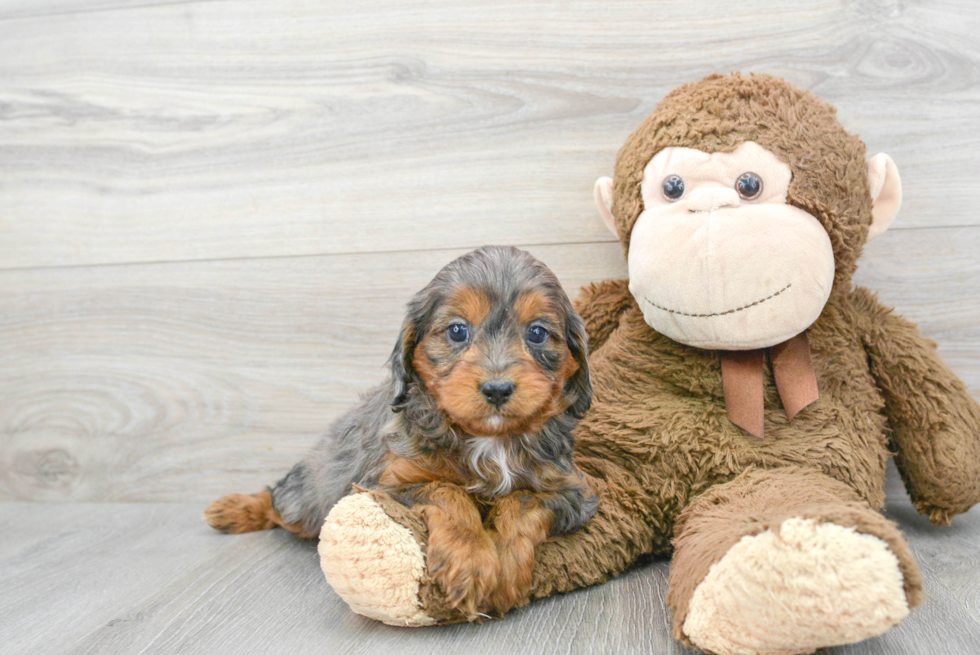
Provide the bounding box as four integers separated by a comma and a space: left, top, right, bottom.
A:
317, 73, 980, 655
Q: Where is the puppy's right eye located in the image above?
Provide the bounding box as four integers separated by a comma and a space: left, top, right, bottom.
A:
447, 323, 469, 343
526, 325, 548, 345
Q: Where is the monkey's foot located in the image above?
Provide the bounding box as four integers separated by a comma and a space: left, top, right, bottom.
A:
681, 517, 910, 655
319, 492, 435, 626
319, 490, 474, 626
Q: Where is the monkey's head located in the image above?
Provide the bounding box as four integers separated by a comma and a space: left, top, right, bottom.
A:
595, 73, 902, 350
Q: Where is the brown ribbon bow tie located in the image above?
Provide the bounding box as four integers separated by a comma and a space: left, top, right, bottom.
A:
719, 332, 819, 439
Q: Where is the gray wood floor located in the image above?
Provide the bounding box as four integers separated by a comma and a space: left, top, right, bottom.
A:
2, 466, 978, 655
2, 0, 980, 653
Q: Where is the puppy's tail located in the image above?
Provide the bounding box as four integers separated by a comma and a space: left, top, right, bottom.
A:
204, 490, 300, 535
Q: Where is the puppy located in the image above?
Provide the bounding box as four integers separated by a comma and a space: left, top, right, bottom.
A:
205, 245, 598, 617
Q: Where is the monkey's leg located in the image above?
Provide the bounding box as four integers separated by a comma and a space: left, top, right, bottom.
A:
521, 463, 654, 602
668, 467, 923, 655
320, 483, 500, 624
319, 460, 655, 625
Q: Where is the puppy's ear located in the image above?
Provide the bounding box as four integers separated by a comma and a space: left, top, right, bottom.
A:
389, 288, 439, 411
562, 311, 592, 419
388, 321, 416, 412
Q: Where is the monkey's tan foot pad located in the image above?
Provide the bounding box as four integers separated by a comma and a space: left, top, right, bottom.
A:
682, 517, 910, 655
319, 492, 436, 626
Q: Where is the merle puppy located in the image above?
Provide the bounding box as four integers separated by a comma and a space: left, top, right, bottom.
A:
205, 245, 598, 617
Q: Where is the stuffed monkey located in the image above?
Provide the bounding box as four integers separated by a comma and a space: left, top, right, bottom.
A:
318, 73, 980, 655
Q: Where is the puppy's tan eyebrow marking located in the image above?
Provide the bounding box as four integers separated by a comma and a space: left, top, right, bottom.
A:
447, 286, 492, 326
514, 290, 552, 326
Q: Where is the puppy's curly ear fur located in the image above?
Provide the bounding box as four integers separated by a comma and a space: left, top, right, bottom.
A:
563, 310, 592, 419
388, 324, 416, 411
389, 288, 440, 411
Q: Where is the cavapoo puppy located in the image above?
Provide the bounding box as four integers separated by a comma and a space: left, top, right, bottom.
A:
205, 245, 598, 617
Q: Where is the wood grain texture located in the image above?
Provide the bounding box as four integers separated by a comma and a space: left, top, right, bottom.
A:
0, 0, 209, 20
1, 0, 979, 651
0, 0, 979, 269
3, 227, 980, 503
1, 468, 978, 655
0, 242, 627, 502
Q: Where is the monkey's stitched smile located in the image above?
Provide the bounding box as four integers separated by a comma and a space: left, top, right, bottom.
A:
643, 283, 792, 318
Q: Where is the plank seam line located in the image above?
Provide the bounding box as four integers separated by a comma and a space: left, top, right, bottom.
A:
0, 239, 622, 273
0, 0, 224, 24
0, 222, 973, 274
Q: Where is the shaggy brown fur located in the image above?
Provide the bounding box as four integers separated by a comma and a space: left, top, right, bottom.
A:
666, 466, 924, 643
611, 72, 874, 291
351, 74, 980, 639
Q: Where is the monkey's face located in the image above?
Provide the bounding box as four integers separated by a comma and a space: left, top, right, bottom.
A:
625, 141, 835, 350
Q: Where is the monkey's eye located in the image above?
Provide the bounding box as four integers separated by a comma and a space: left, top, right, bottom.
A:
662, 175, 685, 201
736, 172, 763, 200
447, 323, 469, 343
526, 325, 549, 345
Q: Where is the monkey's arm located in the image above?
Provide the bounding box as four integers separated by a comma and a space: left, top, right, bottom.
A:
572, 279, 634, 353
524, 457, 657, 602
852, 287, 980, 525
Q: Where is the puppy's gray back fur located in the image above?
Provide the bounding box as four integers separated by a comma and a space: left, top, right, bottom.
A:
271, 381, 395, 534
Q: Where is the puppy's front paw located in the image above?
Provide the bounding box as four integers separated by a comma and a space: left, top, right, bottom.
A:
485, 552, 533, 617
427, 531, 500, 618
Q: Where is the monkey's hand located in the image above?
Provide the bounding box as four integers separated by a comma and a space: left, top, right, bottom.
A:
854, 287, 980, 525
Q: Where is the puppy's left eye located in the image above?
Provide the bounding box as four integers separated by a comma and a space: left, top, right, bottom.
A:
526, 325, 548, 345
447, 323, 469, 343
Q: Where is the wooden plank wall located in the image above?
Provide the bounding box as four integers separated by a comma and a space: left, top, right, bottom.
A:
2, 0, 979, 503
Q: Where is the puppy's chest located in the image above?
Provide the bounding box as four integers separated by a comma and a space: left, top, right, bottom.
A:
460, 438, 532, 498
433, 437, 553, 500
391, 437, 563, 504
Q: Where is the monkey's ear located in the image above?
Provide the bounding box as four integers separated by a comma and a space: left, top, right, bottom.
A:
867, 154, 902, 240
594, 177, 617, 236
563, 311, 593, 419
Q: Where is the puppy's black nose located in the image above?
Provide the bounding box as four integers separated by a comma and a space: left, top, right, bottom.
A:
480, 380, 515, 407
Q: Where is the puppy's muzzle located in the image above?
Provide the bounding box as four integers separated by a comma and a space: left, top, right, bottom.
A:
480, 380, 515, 407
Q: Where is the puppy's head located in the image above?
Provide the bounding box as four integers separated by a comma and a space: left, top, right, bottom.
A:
390, 246, 590, 437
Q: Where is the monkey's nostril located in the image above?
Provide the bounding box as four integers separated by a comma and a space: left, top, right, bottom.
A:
480, 380, 515, 407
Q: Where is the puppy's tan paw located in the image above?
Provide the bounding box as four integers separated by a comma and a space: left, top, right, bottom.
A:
485, 577, 527, 618
203, 491, 274, 534
485, 549, 535, 617
427, 532, 500, 618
